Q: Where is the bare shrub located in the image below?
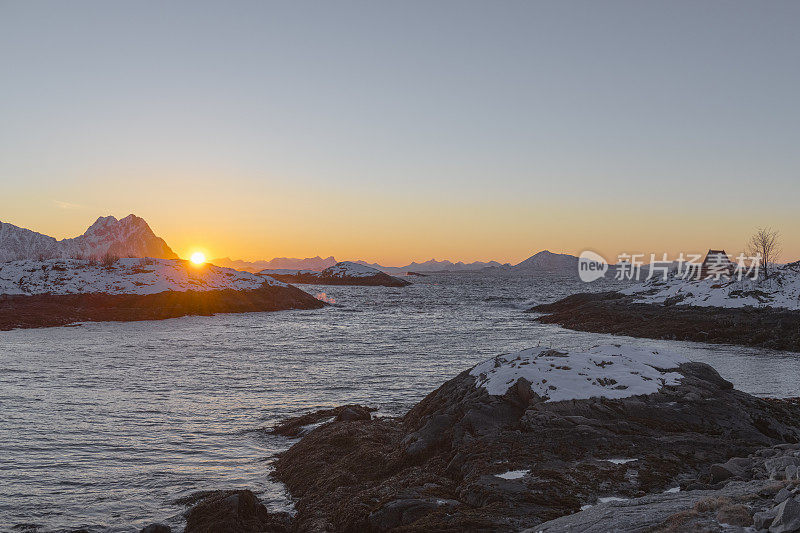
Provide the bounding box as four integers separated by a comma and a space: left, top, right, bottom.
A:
101, 252, 119, 268
747, 227, 782, 279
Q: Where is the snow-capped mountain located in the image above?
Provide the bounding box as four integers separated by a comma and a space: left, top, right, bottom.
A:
0, 215, 178, 262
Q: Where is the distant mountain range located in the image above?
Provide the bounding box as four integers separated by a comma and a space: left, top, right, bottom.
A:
0, 215, 177, 262
357, 251, 579, 274
213, 250, 582, 274
0, 215, 586, 275
354, 259, 509, 275
211, 256, 337, 273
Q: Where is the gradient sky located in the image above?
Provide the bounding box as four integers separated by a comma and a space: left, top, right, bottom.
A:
1, 1, 798, 264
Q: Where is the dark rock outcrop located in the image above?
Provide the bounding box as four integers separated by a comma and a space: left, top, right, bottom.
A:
0, 284, 324, 331
530, 292, 800, 352
272, 358, 800, 531
181, 490, 292, 533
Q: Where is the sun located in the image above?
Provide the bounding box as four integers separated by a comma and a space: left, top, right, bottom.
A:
190, 252, 206, 265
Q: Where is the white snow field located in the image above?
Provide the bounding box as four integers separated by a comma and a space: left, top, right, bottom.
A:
620, 262, 800, 310
0, 258, 283, 296
470, 345, 689, 402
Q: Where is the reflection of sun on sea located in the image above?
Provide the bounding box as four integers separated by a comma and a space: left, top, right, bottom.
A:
190, 252, 206, 265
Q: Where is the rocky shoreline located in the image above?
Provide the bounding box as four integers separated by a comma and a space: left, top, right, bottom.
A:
0, 284, 324, 331
257, 346, 800, 532
530, 292, 800, 352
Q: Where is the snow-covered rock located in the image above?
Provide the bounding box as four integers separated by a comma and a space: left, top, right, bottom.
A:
258, 261, 411, 287
320, 261, 384, 278
0, 214, 177, 262
469, 344, 688, 402
621, 262, 800, 310
0, 258, 283, 296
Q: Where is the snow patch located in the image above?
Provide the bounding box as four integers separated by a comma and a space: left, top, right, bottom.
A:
606, 458, 638, 465
495, 469, 528, 480
470, 345, 688, 402
598, 496, 629, 504
0, 258, 285, 295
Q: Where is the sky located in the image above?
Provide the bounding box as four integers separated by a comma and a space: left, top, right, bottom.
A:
1, 1, 798, 265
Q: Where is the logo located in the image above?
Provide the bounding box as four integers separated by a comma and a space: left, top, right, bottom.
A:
578, 250, 608, 282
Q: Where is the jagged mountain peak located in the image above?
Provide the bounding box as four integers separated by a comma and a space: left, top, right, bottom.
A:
0, 215, 178, 261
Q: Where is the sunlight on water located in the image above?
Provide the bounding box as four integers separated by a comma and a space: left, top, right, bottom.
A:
1, 272, 798, 531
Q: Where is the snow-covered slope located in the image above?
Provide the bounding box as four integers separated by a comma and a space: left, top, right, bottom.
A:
620, 262, 800, 310
0, 215, 178, 262
470, 345, 688, 402
0, 258, 282, 295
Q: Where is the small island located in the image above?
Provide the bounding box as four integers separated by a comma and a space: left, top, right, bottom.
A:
259, 261, 411, 287
0, 258, 323, 330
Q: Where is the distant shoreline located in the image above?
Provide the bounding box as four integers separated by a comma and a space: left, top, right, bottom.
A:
530, 292, 800, 352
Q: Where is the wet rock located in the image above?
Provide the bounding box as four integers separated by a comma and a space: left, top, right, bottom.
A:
368, 498, 460, 529
182, 489, 292, 533
769, 497, 800, 533
334, 405, 372, 422
270, 404, 375, 437
140, 525, 170, 533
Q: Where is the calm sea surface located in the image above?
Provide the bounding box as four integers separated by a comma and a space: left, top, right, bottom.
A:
2, 272, 799, 532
